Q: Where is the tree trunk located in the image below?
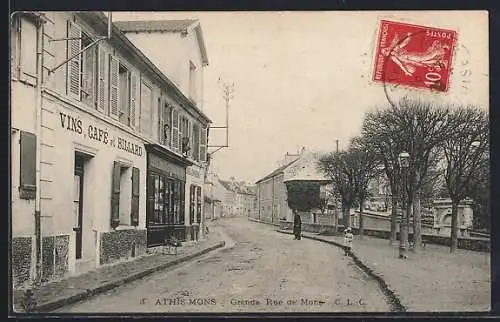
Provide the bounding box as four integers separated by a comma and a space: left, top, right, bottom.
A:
390, 194, 398, 246
333, 205, 338, 234
342, 204, 350, 229
359, 201, 364, 239
413, 192, 422, 252
450, 201, 459, 253
399, 202, 410, 259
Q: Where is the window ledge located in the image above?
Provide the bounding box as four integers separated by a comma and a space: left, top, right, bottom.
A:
115, 225, 137, 231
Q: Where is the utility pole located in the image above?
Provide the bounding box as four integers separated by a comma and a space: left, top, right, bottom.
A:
336, 139, 339, 153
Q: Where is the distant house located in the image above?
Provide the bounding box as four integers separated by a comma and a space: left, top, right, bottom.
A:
219, 178, 257, 217
255, 148, 331, 225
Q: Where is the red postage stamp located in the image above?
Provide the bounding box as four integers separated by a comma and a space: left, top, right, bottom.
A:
372, 20, 457, 92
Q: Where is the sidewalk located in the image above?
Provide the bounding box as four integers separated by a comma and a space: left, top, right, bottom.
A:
12, 230, 226, 313
277, 229, 490, 312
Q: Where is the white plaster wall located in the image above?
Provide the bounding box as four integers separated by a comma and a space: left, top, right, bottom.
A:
11, 70, 38, 238
123, 30, 204, 108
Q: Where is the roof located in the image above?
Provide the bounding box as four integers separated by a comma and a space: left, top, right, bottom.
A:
255, 158, 299, 184
114, 19, 209, 66
283, 151, 329, 182
78, 12, 211, 124
219, 180, 256, 195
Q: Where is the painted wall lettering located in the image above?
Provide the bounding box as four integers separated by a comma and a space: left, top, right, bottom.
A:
60, 112, 83, 134
60, 111, 143, 158
88, 125, 109, 144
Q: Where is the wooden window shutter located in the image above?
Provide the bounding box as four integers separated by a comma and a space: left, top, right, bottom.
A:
82, 44, 95, 104
96, 46, 107, 113
19, 131, 36, 200
109, 55, 120, 119
129, 72, 138, 127
200, 126, 208, 162
157, 98, 162, 141
163, 104, 171, 147
66, 20, 82, 100
172, 109, 179, 151
110, 161, 121, 228
130, 167, 140, 226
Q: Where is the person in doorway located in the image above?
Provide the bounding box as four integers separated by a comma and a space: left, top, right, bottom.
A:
344, 227, 353, 256
293, 210, 302, 240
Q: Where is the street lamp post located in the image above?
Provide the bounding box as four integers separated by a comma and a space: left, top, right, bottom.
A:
398, 151, 410, 259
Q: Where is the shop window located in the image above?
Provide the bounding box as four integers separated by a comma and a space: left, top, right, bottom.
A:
148, 173, 185, 226
11, 15, 38, 85
111, 161, 140, 228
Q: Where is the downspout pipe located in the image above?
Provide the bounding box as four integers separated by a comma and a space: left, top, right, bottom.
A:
34, 18, 44, 286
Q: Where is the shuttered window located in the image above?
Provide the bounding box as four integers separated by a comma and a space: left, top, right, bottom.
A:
96, 46, 107, 113
118, 64, 130, 125
110, 161, 121, 228
66, 20, 82, 100
157, 98, 162, 142
81, 34, 95, 107
192, 123, 200, 161
200, 126, 208, 162
163, 104, 172, 147
130, 167, 140, 226
140, 82, 152, 137
129, 73, 138, 128
172, 109, 180, 152
109, 55, 119, 119
19, 131, 36, 200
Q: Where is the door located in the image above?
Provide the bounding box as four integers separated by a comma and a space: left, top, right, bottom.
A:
73, 156, 85, 259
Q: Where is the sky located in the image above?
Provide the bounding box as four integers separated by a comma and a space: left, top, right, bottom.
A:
112, 11, 489, 183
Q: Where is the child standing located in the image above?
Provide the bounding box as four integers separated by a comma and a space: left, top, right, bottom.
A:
343, 227, 353, 256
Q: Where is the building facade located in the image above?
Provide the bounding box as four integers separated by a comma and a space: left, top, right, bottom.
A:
10, 11, 211, 288
114, 18, 210, 242
219, 179, 257, 217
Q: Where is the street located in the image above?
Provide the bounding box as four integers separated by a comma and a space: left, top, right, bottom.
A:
56, 217, 392, 313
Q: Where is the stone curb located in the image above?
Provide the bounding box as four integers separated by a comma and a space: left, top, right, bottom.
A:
276, 229, 407, 313
29, 241, 226, 313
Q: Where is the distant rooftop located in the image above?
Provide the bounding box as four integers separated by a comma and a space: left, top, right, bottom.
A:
114, 20, 198, 33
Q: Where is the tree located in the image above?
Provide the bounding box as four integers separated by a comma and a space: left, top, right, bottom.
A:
361, 108, 404, 245
318, 151, 357, 231
285, 180, 322, 212
362, 98, 455, 257
440, 106, 489, 253
349, 137, 381, 239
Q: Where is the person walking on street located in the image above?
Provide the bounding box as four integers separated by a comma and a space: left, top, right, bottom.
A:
293, 210, 302, 240
344, 227, 353, 255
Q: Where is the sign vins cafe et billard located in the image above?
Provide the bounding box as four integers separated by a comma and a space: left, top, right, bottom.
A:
59, 112, 143, 157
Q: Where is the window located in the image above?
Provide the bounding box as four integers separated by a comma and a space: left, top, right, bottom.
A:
162, 103, 172, 147
11, 15, 38, 85
81, 33, 96, 107
140, 82, 152, 136
118, 64, 130, 125
171, 109, 180, 152
189, 185, 202, 224
19, 131, 37, 200
192, 123, 200, 161
180, 115, 191, 156
148, 173, 185, 226
111, 161, 140, 228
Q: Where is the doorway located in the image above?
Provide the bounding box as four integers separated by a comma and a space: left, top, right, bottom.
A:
73, 154, 85, 260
